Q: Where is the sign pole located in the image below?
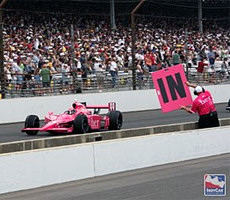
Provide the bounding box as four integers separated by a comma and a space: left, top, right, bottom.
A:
185, 28, 189, 80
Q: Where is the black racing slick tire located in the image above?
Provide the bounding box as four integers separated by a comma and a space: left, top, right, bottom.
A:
108, 111, 123, 130
73, 114, 89, 134
24, 115, 40, 136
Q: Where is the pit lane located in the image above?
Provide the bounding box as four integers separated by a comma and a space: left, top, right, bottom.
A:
0, 103, 228, 143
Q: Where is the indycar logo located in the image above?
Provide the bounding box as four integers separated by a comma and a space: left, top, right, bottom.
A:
204, 174, 226, 196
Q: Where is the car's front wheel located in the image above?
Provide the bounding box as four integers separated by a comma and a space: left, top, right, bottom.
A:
108, 111, 123, 130
25, 115, 40, 136
73, 114, 89, 134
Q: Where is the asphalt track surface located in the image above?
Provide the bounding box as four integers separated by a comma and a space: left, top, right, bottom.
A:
0, 103, 229, 143
1, 153, 229, 200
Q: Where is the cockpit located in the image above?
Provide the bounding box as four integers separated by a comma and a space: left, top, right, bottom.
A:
64, 109, 76, 115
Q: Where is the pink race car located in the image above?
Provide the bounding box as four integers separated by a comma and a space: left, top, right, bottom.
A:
22, 101, 122, 136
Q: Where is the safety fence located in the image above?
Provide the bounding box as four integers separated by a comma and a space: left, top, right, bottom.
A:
2, 68, 230, 98
3, 70, 152, 98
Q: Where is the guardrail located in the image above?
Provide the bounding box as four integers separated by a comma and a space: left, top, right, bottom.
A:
1, 118, 230, 155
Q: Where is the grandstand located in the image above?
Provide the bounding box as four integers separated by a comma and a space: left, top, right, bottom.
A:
0, 0, 229, 98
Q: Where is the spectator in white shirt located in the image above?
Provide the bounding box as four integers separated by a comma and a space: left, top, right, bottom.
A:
109, 57, 118, 88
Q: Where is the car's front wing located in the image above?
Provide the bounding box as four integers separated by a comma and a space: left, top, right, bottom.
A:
21, 127, 73, 133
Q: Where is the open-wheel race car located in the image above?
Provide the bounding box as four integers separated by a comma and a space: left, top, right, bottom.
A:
21, 101, 122, 136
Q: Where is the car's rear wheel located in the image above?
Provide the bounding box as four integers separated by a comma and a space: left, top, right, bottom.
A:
73, 114, 89, 134
25, 115, 40, 136
108, 111, 123, 130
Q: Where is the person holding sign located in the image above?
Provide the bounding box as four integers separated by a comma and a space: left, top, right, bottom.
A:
180, 81, 219, 128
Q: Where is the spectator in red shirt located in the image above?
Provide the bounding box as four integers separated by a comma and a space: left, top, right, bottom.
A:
180, 81, 219, 128
144, 50, 157, 72
197, 58, 208, 81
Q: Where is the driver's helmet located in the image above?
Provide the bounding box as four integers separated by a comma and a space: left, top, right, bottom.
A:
72, 102, 84, 109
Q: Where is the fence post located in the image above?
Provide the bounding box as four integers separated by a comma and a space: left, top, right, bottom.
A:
0, 9, 5, 98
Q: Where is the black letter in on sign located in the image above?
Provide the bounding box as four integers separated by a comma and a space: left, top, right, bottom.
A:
166, 73, 186, 101
157, 78, 169, 103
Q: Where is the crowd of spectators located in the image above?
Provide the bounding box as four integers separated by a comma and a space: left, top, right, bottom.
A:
3, 10, 230, 95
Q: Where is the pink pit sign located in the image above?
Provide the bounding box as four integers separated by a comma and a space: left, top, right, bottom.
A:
151, 64, 192, 113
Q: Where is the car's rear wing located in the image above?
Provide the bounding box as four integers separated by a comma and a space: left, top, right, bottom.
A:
86, 102, 116, 111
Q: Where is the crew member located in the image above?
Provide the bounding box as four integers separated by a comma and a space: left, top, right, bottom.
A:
180, 81, 219, 128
